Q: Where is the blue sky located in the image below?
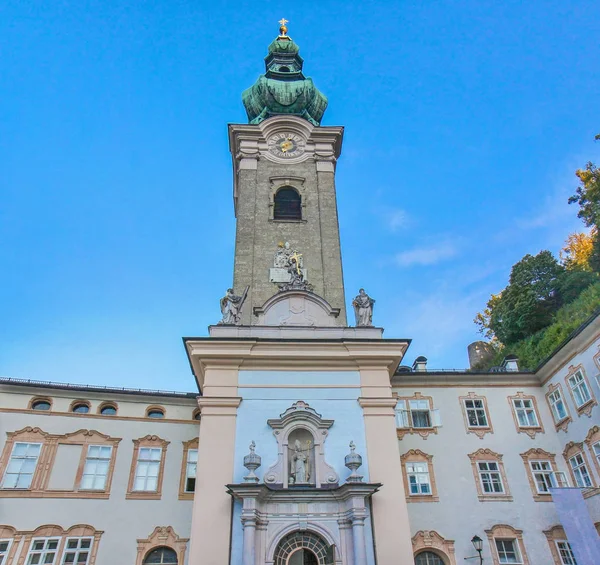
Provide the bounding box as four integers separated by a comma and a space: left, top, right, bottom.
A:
1, 1, 599, 391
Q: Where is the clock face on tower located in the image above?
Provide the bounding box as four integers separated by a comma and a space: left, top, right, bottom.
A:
267, 133, 305, 158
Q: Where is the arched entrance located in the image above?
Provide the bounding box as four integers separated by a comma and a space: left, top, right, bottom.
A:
273, 531, 333, 565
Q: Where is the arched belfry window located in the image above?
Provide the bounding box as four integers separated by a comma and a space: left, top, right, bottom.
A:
274, 187, 302, 220
143, 546, 177, 564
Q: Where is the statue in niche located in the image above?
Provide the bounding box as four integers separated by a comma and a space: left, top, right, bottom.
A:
352, 288, 375, 327
218, 287, 249, 325
290, 439, 310, 484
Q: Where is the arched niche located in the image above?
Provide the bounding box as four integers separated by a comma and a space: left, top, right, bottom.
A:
254, 290, 341, 327
264, 401, 339, 488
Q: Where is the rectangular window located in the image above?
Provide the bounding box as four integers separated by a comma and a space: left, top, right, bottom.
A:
464, 399, 488, 427
185, 449, 198, 492
567, 371, 591, 408
512, 399, 539, 427
80, 445, 112, 490
530, 461, 555, 493
406, 462, 431, 495
569, 453, 592, 488
0, 540, 13, 564
409, 400, 431, 428
555, 541, 577, 565
477, 461, 504, 493
1, 442, 42, 489
548, 389, 568, 422
593, 441, 600, 468
61, 537, 92, 565
133, 447, 162, 491
26, 538, 61, 565
495, 539, 522, 564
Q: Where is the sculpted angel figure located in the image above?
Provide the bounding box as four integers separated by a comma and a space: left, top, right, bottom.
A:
352, 288, 375, 327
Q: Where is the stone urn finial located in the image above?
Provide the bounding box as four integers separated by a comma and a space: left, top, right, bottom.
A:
243, 441, 262, 483
345, 441, 364, 483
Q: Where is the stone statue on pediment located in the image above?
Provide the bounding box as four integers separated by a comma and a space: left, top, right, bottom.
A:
353, 288, 375, 327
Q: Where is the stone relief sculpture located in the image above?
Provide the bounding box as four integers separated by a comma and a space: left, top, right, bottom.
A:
270, 241, 308, 285
218, 286, 249, 325
290, 439, 310, 484
352, 288, 375, 327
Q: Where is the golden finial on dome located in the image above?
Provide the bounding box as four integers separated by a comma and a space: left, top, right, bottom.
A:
278, 18, 290, 39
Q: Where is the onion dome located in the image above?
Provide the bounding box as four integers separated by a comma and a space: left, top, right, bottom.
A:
242, 19, 328, 126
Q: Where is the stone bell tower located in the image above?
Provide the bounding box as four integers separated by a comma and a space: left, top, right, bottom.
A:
229, 20, 347, 325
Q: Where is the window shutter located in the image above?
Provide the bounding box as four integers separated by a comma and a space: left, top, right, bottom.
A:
396, 409, 410, 428
430, 409, 442, 427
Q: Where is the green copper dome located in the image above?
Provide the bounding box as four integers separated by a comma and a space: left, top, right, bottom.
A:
242, 27, 328, 126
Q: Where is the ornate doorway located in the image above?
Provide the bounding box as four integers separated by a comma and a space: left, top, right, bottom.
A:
273, 531, 333, 565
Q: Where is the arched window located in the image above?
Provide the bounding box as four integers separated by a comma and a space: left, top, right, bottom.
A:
31, 399, 51, 411
415, 551, 445, 565
99, 403, 117, 416
146, 407, 165, 419
71, 402, 90, 414
274, 187, 301, 220
143, 546, 177, 564
273, 531, 332, 565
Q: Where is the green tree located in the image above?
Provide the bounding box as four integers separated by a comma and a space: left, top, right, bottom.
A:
474, 293, 502, 341
569, 134, 600, 271
485, 251, 563, 345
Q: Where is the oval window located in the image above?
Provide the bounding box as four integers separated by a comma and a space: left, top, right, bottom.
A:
72, 403, 90, 414
31, 400, 51, 411
147, 409, 165, 419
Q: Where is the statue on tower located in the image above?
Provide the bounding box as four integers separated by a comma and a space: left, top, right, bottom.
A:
353, 289, 375, 327
218, 287, 249, 325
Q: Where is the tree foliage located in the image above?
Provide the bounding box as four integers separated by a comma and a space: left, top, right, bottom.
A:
560, 231, 594, 271
475, 251, 597, 346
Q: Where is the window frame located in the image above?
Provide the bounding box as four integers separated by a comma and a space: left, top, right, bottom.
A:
495, 539, 523, 564
60, 536, 94, 565
584, 425, 600, 479
395, 393, 441, 440
97, 402, 118, 416
485, 525, 529, 565
545, 383, 572, 432
273, 186, 302, 221
569, 453, 593, 488
477, 461, 505, 495
520, 448, 560, 501
25, 536, 62, 565
127, 435, 170, 500
28, 396, 53, 411
145, 405, 166, 419
0, 537, 14, 565
564, 365, 597, 417
459, 394, 493, 438
1, 441, 43, 490
179, 438, 199, 500
468, 449, 512, 502
508, 393, 544, 438
555, 541, 576, 565
134, 527, 188, 565
400, 449, 439, 503
79, 445, 113, 491
69, 400, 91, 414
563, 441, 596, 490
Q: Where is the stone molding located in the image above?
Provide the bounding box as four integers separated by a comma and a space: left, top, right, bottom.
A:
507, 392, 544, 439
520, 448, 558, 502
253, 290, 341, 327
27, 396, 53, 410
135, 526, 189, 565
411, 531, 456, 565
543, 525, 571, 565
458, 392, 493, 439
545, 382, 572, 432
126, 435, 170, 500
564, 364, 597, 417
400, 449, 439, 503
264, 401, 339, 487
485, 524, 530, 565
584, 425, 600, 478
0, 427, 121, 499
14, 524, 103, 565
467, 448, 512, 502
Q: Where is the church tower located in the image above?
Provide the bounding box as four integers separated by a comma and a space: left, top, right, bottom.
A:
185, 22, 414, 565
229, 19, 347, 325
